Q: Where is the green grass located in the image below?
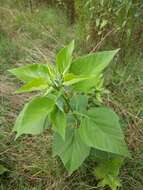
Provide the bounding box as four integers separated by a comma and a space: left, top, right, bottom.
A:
0, 34, 22, 72
0, 2, 143, 190
108, 54, 143, 190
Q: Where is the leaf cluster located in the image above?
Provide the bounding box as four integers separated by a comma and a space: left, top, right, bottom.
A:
9, 40, 130, 189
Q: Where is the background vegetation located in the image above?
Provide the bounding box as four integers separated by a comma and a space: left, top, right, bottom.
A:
0, 0, 143, 189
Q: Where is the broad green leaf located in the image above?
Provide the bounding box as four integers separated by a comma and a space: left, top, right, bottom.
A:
0, 164, 8, 175
92, 149, 117, 162
70, 49, 119, 76
56, 40, 74, 74
14, 96, 55, 138
50, 106, 66, 140
63, 73, 88, 86
79, 107, 130, 156
9, 64, 51, 83
15, 78, 49, 93
72, 74, 103, 93
53, 128, 90, 173
70, 94, 88, 113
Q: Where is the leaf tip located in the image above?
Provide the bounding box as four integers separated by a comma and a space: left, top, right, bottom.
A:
14, 133, 19, 140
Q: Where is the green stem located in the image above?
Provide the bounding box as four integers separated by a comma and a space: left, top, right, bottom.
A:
72, 111, 89, 119
51, 81, 80, 127
62, 93, 80, 127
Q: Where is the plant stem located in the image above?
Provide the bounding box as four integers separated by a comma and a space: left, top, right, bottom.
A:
62, 93, 80, 127
51, 80, 80, 127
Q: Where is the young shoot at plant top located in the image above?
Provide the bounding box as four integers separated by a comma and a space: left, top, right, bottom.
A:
9, 40, 130, 190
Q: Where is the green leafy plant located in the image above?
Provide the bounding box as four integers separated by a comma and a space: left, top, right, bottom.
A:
75, 0, 143, 55
93, 151, 124, 190
9, 40, 130, 189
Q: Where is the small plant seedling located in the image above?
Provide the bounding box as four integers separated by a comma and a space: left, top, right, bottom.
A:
9, 40, 130, 190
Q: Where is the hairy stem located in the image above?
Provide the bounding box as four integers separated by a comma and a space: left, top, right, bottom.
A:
62, 92, 80, 127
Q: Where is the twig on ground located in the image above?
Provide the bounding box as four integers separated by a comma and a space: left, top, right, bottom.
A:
90, 28, 117, 53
